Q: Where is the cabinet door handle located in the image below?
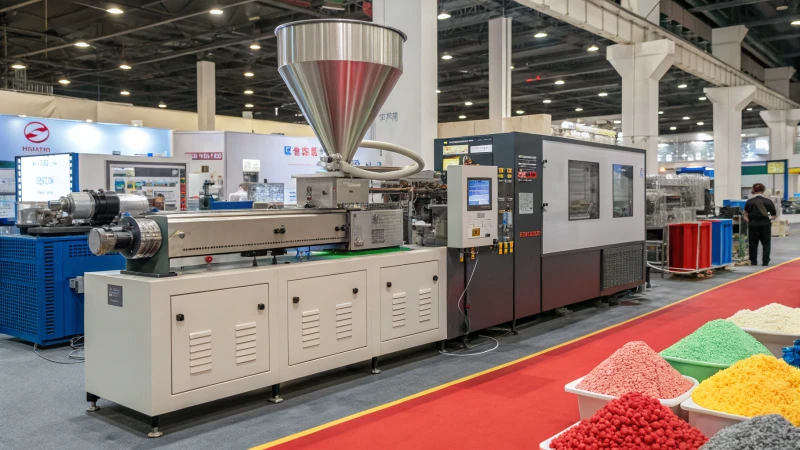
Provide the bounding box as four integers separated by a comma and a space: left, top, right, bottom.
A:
292, 296, 300, 304
433, 275, 439, 281
176, 313, 184, 322
386, 282, 392, 288
352, 288, 359, 294
257, 303, 265, 310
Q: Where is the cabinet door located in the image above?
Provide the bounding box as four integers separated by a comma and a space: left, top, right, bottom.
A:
287, 271, 367, 366
380, 261, 439, 342
171, 284, 269, 394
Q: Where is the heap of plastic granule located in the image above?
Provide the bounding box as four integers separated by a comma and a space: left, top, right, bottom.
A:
550, 392, 708, 450
692, 354, 800, 426
660, 319, 770, 365
700, 415, 800, 450
727, 303, 800, 334
577, 341, 693, 398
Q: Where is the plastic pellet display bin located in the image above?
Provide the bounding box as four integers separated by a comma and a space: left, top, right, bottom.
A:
668, 222, 712, 272
680, 397, 747, 438
564, 375, 698, 420
539, 423, 579, 450
701, 219, 733, 267
740, 328, 800, 357
661, 355, 730, 383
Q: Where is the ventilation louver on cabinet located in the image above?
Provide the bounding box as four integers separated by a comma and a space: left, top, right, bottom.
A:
419, 288, 432, 323
336, 302, 354, 339
189, 330, 212, 374
391, 293, 406, 328
235, 322, 257, 364
301, 309, 321, 349
602, 244, 644, 290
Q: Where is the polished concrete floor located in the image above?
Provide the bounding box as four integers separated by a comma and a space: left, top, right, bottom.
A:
1, 231, 798, 450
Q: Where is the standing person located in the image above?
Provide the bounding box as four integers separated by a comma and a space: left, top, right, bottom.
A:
743, 183, 777, 266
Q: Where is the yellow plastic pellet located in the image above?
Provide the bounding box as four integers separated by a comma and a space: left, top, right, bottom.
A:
692, 354, 800, 426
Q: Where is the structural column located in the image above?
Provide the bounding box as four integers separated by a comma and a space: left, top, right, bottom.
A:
711, 26, 748, 70
196, 60, 216, 131
488, 16, 512, 133
704, 86, 756, 206
607, 40, 675, 174
760, 109, 800, 195
372, 0, 437, 170
764, 67, 796, 98
621, 0, 660, 24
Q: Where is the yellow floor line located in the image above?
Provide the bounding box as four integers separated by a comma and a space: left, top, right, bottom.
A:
250, 257, 800, 450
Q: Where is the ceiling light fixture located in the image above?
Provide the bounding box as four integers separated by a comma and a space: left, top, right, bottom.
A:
697, 122, 704, 125
245, 103, 254, 108
464, 101, 473, 106
792, 20, 800, 26
741, 133, 746, 137
244, 90, 253, 95
210, 8, 224, 15
575, 107, 583, 112
244, 71, 254, 77
58, 78, 71, 85
107, 7, 123, 14
678, 83, 687, 88
11, 62, 25, 70
516, 110, 525, 115
436, 89, 441, 94
598, 92, 608, 97
670, 126, 677, 130
438, 12, 451, 20
682, 116, 690, 120
510, 65, 514, 70
250, 43, 261, 50
458, 115, 467, 119
658, 110, 664, 114
543, 99, 552, 103
613, 120, 622, 124
699, 97, 706, 101
74, 41, 90, 48
120, 89, 130, 96
534, 32, 548, 38
587, 45, 599, 52
554, 80, 565, 85
119, 62, 131, 70
321, 0, 346, 11
746, 107, 753, 111
158, 102, 167, 108
441, 54, 453, 60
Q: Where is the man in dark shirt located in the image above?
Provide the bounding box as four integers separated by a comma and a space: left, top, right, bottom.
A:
743, 183, 777, 266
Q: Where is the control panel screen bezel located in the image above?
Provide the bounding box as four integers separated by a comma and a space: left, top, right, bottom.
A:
466, 177, 492, 211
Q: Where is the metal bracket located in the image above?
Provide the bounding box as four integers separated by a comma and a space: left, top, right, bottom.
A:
69, 276, 84, 294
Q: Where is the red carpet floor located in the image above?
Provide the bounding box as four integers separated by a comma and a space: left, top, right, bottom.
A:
257, 260, 800, 450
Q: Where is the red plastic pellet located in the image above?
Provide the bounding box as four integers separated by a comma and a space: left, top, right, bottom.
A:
550, 393, 708, 450
577, 341, 693, 399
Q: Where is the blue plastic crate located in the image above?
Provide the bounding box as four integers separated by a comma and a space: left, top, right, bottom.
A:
722, 199, 747, 209
0, 234, 125, 346
701, 219, 733, 267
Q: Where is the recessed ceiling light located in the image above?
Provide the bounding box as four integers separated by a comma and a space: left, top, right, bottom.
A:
107, 7, 123, 14
74, 41, 90, 48
670, 126, 677, 130
244, 71, 254, 77
741, 133, 746, 137
699, 97, 707, 101
250, 43, 261, 50
119, 63, 131, 70
86, 119, 93, 123
613, 120, 622, 124
543, 99, 552, 104
464, 101, 473, 106
575, 107, 583, 112
441, 54, 453, 60
436, 89, 441, 94
210, 8, 224, 15
437, 12, 451, 20
697, 122, 704, 125
746, 107, 753, 111
598, 92, 608, 97
58, 78, 70, 85
120, 90, 130, 96
510, 65, 514, 70
158, 102, 167, 108
792, 20, 800, 26
678, 83, 687, 88
245, 103, 254, 108
658, 110, 664, 114
534, 32, 548, 38
458, 115, 467, 119
11, 63, 25, 70
682, 116, 690, 120
244, 90, 253, 95
516, 110, 525, 115
587, 45, 599, 52
554, 80, 565, 85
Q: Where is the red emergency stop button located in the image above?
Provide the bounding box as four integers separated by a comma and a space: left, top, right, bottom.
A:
205, 256, 213, 263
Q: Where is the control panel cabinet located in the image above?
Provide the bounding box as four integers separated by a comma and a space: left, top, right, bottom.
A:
380, 261, 440, 341
287, 271, 368, 365
171, 284, 270, 394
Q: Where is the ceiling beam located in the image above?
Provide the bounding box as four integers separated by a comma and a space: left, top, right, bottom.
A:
738, 13, 800, 27
760, 32, 800, 42
688, 0, 772, 12
0, 0, 42, 14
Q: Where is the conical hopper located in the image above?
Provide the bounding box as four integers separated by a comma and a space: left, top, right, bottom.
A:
275, 19, 406, 164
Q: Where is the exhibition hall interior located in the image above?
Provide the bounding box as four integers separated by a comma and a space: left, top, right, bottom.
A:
3, 0, 800, 449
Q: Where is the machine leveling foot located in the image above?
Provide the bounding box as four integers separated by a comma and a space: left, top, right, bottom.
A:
268, 384, 284, 404
511, 319, 519, 335
147, 416, 163, 438
371, 356, 381, 374
437, 340, 445, 351
86, 393, 100, 412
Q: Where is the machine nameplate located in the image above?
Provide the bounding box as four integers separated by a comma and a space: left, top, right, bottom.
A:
108, 285, 123, 307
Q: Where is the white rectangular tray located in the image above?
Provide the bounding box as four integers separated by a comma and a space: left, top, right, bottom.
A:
564, 375, 698, 420
680, 397, 748, 438
539, 422, 580, 450
740, 327, 799, 357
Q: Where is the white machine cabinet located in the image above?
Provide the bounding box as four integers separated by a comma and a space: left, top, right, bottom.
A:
380, 261, 439, 341
287, 271, 367, 365
171, 284, 270, 394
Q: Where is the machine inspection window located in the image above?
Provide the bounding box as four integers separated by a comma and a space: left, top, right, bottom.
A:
612, 164, 634, 218
467, 177, 492, 211
568, 160, 600, 220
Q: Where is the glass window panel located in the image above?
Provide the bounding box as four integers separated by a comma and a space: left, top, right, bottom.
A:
568, 160, 600, 220
612, 164, 634, 218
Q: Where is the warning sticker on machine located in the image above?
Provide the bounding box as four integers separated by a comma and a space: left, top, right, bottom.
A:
519, 192, 534, 214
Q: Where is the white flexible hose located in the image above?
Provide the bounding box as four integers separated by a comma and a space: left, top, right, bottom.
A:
339, 140, 424, 181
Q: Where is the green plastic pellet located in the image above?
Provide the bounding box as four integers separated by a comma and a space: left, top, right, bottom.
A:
660, 319, 771, 365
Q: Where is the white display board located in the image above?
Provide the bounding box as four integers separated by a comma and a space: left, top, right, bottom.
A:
542, 140, 645, 255
17, 153, 73, 202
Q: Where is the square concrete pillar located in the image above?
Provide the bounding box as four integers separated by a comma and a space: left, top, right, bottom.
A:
621, 0, 660, 24
711, 26, 748, 71
196, 60, 216, 131
764, 67, 796, 98
760, 109, 800, 196
489, 17, 512, 133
